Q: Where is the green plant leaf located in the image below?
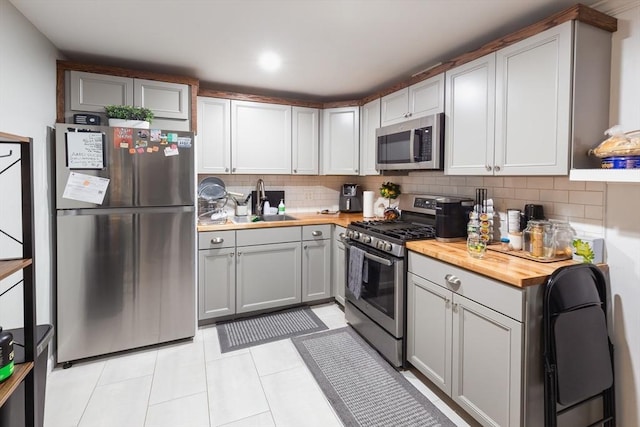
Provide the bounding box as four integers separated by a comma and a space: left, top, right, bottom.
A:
572, 239, 594, 263
104, 105, 154, 123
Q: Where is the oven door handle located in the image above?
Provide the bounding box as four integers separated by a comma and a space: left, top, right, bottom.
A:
344, 241, 394, 267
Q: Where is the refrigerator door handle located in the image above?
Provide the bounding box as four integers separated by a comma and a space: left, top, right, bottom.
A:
57, 206, 195, 216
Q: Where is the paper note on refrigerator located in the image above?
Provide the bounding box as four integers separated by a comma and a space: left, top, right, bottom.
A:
62, 172, 110, 205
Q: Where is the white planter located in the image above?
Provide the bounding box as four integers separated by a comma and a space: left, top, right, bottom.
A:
108, 118, 150, 129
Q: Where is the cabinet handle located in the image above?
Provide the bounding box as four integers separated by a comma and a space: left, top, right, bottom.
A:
494, 165, 501, 172
211, 237, 224, 244
355, 168, 359, 173
453, 302, 459, 312
225, 168, 229, 172
304, 245, 308, 250
311, 230, 322, 237
232, 167, 236, 172
444, 274, 461, 287
229, 253, 234, 258
293, 169, 297, 173
339, 233, 346, 239
407, 112, 412, 117
485, 165, 492, 172
237, 252, 242, 256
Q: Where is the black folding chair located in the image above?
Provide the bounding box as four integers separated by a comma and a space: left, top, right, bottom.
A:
543, 263, 616, 427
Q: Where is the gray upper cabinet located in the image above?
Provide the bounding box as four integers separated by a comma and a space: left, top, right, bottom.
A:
380, 74, 445, 126
134, 78, 189, 120
321, 106, 360, 175
446, 20, 611, 176
67, 70, 190, 130
359, 98, 381, 176
292, 106, 320, 175
70, 71, 134, 112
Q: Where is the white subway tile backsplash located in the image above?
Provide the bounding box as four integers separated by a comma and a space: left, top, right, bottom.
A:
553, 203, 585, 218
569, 191, 604, 205
199, 172, 605, 235
554, 177, 585, 191
526, 177, 555, 189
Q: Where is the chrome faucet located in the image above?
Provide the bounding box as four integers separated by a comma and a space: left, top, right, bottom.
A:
255, 178, 267, 215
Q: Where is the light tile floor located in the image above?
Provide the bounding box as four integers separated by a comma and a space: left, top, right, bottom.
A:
43, 303, 477, 427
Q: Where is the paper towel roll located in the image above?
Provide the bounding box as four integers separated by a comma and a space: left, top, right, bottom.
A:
363, 191, 375, 218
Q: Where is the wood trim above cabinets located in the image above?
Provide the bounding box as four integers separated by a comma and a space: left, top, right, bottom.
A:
56, 60, 200, 132
198, 88, 324, 109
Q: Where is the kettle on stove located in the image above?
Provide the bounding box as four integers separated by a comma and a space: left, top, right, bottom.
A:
339, 183, 363, 213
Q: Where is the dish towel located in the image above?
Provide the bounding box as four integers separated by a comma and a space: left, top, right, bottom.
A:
348, 246, 365, 299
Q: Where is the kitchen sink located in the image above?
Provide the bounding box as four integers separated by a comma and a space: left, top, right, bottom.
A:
231, 214, 297, 223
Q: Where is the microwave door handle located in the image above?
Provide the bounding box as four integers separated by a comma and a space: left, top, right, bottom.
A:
409, 129, 416, 161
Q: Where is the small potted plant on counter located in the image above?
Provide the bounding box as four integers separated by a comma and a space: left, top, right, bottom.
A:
105, 105, 154, 129
379, 181, 401, 220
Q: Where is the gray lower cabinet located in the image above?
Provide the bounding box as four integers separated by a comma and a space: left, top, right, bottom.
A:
236, 227, 302, 313
198, 231, 236, 320
332, 225, 346, 305
407, 252, 524, 427
302, 225, 332, 302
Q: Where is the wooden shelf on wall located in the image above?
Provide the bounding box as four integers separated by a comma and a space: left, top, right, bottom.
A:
0, 363, 34, 408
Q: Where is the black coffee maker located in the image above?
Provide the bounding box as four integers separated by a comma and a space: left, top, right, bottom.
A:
339, 183, 363, 213
521, 204, 545, 230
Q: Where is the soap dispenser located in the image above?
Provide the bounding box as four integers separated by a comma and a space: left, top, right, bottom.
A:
278, 199, 285, 215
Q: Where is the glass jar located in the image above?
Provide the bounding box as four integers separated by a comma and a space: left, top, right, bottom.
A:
523, 220, 555, 259
467, 233, 487, 259
552, 221, 576, 258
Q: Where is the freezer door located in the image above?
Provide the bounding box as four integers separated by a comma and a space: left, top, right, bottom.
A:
56, 206, 195, 363
54, 124, 194, 209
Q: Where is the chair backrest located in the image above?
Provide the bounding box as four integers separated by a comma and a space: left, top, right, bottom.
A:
543, 264, 613, 406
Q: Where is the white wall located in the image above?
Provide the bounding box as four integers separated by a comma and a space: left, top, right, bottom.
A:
604, 2, 640, 425
0, 0, 59, 327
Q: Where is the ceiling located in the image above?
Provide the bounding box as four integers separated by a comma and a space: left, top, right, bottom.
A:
10, 0, 605, 102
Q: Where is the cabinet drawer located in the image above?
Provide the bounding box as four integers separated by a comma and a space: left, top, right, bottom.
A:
408, 251, 524, 321
237, 226, 301, 246
198, 230, 235, 249
302, 224, 332, 241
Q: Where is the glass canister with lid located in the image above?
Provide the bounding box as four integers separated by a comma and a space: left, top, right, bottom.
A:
551, 221, 576, 258
523, 220, 555, 259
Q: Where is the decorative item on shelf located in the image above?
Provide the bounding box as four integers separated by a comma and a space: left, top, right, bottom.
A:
0, 327, 14, 383
105, 105, 154, 129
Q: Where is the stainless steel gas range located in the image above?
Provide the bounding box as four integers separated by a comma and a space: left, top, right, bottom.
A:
343, 193, 442, 368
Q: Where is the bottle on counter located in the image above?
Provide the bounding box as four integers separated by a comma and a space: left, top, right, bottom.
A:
278, 199, 285, 215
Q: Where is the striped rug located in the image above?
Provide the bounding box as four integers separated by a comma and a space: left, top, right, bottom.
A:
293, 327, 457, 427
217, 306, 328, 353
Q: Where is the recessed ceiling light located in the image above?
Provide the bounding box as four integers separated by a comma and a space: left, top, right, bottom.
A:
258, 51, 282, 72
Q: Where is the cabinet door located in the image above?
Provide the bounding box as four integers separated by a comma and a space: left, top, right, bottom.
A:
495, 22, 572, 175
198, 248, 235, 320
445, 54, 496, 176
332, 226, 346, 306
380, 88, 409, 126
292, 106, 319, 175
197, 97, 231, 174
133, 78, 189, 120
359, 98, 381, 176
452, 294, 523, 427
321, 107, 360, 175
236, 241, 301, 313
302, 239, 331, 302
232, 100, 292, 174
69, 71, 134, 112
407, 273, 453, 395
409, 73, 445, 118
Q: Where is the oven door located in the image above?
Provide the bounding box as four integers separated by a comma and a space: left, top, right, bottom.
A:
344, 240, 404, 338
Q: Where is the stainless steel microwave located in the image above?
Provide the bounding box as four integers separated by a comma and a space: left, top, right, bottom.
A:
376, 113, 444, 171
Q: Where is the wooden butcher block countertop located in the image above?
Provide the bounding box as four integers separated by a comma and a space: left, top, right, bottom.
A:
406, 240, 587, 288
197, 212, 362, 232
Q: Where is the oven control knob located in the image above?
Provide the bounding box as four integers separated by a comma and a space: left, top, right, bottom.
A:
352, 232, 360, 240
363, 236, 372, 244
384, 242, 393, 252
376, 241, 383, 250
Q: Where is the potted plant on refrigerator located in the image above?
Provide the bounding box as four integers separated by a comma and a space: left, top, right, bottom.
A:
105, 105, 154, 129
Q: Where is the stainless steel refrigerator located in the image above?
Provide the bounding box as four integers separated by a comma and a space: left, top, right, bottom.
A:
53, 124, 195, 363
